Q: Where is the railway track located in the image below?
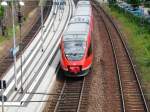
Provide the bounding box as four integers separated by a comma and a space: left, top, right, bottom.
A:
92, 1, 149, 112
22, 0, 53, 49
43, 1, 93, 112
54, 77, 85, 112
0, 0, 73, 111
44, 73, 91, 112
3, 0, 69, 102
0, 0, 52, 78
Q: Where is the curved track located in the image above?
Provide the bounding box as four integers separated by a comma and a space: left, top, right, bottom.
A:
1, 0, 73, 106
2, 0, 57, 102
1, 0, 74, 111
0, 0, 52, 78
92, 1, 149, 112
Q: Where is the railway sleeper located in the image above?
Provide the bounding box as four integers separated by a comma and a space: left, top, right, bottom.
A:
57, 100, 79, 104
129, 105, 146, 108
61, 93, 80, 97
124, 82, 138, 85
56, 110, 77, 112
57, 106, 78, 109
127, 100, 145, 104
124, 88, 140, 92
60, 97, 80, 101
128, 108, 145, 111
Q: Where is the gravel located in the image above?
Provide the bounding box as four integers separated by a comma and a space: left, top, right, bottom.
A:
87, 4, 120, 112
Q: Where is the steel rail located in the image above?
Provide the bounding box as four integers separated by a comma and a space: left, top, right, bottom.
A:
5, 0, 56, 99
42, 0, 74, 111
0, 0, 52, 77
99, 4, 149, 112
100, 8, 126, 112
77, 77, 85, 112
92, 1, 149, 112
53, 77, 85, 112
53, 80, 66, 112
4, 0, 61, 102
53, 1, 75, 111
10, 0, 72, 103
13, 0, 71, 102
53, 1, 87, 111
92, 2, 125, 112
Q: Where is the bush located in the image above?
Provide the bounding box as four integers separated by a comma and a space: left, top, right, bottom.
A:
111, 4, 150, 30
0, 5, 4, 17
144, 1, 150, 8
108, 0, 116, 4
148, 9, 150, 15
127, 0, 141, 7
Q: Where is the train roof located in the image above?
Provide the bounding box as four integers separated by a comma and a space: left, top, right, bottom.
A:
63, 1, 91, 42
77, 1, 90, 6
65, 23, 89, 36
63, 16, 89, 41
75, 6, 91, 16
70, 16, 89, 24
63, 34, 87, 42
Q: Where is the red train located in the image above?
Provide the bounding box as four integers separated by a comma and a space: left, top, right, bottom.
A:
60, 1, 93, 77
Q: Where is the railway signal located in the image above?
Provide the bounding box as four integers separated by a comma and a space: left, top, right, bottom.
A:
1, 0, 18, 91
1, 0, 25, 91
0, 80, 7, 112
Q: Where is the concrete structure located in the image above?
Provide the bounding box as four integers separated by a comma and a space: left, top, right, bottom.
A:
0, 0, 75, 112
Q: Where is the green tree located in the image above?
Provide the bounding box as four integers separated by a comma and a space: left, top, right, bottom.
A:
0, 5, 4, 17
145, 0, 150, 7
127, 0, 141, 7
0, 6, 5, 36
108, 0, 116, 4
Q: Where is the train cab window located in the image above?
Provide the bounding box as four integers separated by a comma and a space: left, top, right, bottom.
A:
64, 41, 86, 61
87, 42, 92, 57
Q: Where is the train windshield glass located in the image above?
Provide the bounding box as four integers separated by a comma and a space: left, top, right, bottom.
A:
64, 41, 86, 61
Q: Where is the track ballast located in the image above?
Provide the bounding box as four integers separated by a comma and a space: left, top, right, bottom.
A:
92, 1, 149, 112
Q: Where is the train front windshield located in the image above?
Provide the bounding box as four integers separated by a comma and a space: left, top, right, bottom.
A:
64, 41, 86, 61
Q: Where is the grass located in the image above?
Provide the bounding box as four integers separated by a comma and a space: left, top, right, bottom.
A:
105, 5, 150, 98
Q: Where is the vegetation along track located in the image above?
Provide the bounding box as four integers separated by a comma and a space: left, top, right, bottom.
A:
92, 1, 149, 112
0, 0, 52, 78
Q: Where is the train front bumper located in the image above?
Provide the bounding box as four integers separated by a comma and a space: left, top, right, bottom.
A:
63, 69, 90, 77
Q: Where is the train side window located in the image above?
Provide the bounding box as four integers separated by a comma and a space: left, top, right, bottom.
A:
87, 42, 92, 57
